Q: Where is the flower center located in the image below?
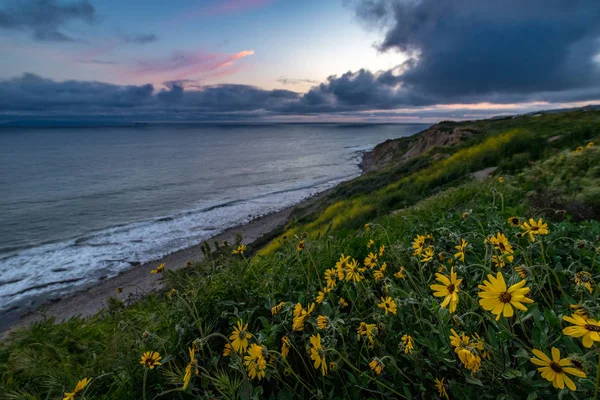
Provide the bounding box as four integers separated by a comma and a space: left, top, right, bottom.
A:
447, 284, 456, 294
240, 331, 248, 339
531, 226, 539, 232
511, 218, 519, 225
498, 243, 506, 251
499, 291, 512, 304
550, 361, 563, 373
585, 324, 600, 332
145, 359, 155, 366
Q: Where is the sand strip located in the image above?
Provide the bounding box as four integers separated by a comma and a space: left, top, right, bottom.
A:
1, 205, 295, 334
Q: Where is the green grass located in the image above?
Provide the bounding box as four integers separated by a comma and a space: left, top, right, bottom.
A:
1, 111, 599, 399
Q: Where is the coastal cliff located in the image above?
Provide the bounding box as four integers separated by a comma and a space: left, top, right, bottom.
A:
361, 121, 478, 172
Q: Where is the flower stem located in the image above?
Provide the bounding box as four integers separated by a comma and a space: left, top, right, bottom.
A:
594, 353, 600, 400
142, 368, 148, 400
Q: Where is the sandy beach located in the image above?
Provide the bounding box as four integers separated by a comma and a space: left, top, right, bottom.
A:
1, 204, 297, 334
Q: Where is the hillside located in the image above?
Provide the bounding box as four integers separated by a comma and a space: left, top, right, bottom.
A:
1, 110, 600, 399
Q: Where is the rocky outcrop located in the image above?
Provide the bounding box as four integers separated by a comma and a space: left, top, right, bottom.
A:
361, 122, 478, 172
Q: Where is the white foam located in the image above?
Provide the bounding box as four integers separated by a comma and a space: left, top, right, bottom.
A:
0, 170, 360, 311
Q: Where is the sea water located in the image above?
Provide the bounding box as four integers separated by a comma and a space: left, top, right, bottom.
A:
0, 123, 427, 312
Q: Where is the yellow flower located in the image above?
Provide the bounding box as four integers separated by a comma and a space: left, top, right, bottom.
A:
271, 301, 286, 316
478, 272, 534, 320
365, 223, 371, 232
430, 267, 462, 313
297, 240, 305, 251
401, 334, 414, 354
587, 141, 595, 148
575, 271, 594, 293
374, 262, 387, 281
183, 347, 198, 390
569, 304, 590, 319
562, 314, 600, 348
167, 288, 177, 298
335, 254, 350, 280
498, 176, 504, 183
508, 216, 521, 227
367, 239, 375, 248
420, 246, 434, 263
115, 287, 122, 294
378, 245, 385, 257
461, 211, 469, 220
412, 234, 432, 255
369, 358, 384, 374
575, 146, 584, 152
345, 258, 364, 283
530, 347, 586, 391
232, 244, 246, 255
521, 218, 549, 242
491, 255, 507, 269
185, 260, 192, 268
223, 343, 232, 357
63, 378, 92, 400
449, 330, 481, 372
230, 320, 252, 354
324, 268, 337, 288
378, 296, 397, 315
317, 315, 328, 330
309, 333, 328, 376
489, 232, 514, 262
357, 322, 378, 348
473, 333, 490, 360
316, 287, 331, 304
454, 239, 468, 262
394, 266, 406, 280
514, 265, 530, 279
339, 297, 349, 308
281, 336, 290, 358
244, 343, 267, 380
292, 302, 315, 331
150, 263, 165, 274
435, 378, 449, 400
364, 252, 378, 268
140, 351, 162, 369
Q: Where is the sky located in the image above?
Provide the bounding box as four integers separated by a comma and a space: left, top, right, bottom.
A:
0, 0, 599, 122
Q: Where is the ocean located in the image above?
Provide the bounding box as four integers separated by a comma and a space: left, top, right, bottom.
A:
0, 123, 427, 312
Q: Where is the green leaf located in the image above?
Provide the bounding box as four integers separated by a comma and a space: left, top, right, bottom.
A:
502, 369, 523, 379
465, 375, 484, 386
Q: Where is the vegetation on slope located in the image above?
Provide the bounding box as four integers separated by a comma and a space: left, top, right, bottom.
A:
1, 111, 599, 400
262, 110, 600, 255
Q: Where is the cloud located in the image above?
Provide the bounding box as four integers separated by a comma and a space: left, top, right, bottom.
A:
0, 73, 299, 118
277, 77, 320, 86
2, 72, 598, 122
345, 0, 600, 104
0, 0, 95, 41
128, 49, 254, 82
119, 33, 158, 45
82, 59, 119, 65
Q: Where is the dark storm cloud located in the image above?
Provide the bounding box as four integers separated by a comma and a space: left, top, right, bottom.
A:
0, 74, 154, 111
0, 73, 300, 117
340, 0, 600, 104
0, 0, 95, 41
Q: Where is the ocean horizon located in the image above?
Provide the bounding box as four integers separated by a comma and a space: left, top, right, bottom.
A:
0, 123, 427, 313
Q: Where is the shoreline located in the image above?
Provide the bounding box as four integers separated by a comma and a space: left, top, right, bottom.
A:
0, 186, 337, 334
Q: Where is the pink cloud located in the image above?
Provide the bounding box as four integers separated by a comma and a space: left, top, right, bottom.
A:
123, 49, 255, 87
